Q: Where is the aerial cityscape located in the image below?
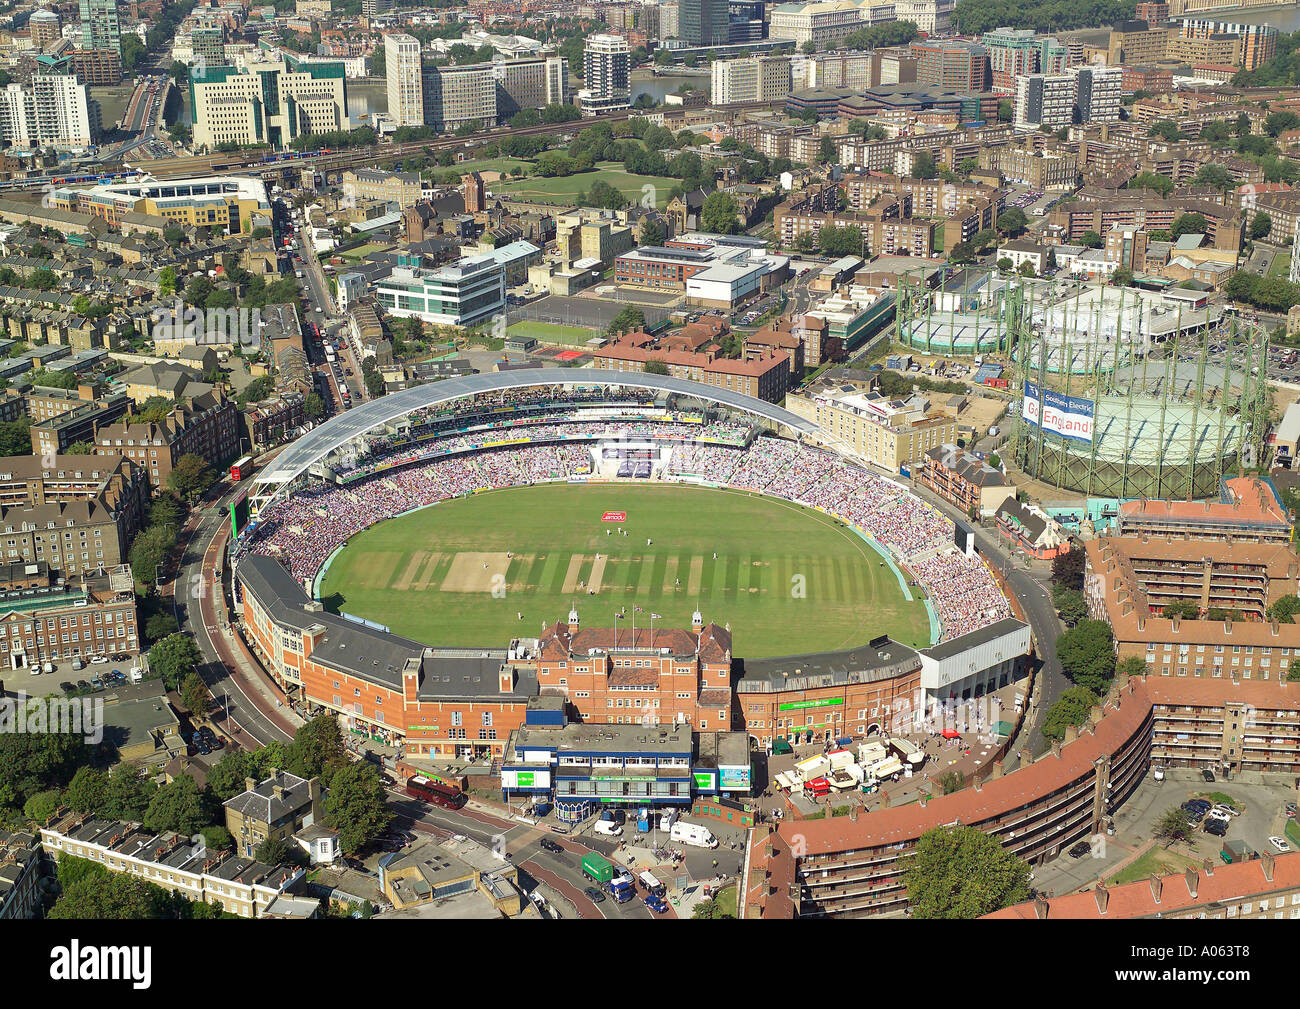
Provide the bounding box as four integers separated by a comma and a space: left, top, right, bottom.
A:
0, 0, 1296, 949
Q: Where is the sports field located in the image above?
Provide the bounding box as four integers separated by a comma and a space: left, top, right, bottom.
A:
493, 162, 677, 208
506, 321, 598, 347
318, 484, 931, 658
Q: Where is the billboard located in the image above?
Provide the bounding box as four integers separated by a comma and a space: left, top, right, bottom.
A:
1022, 380, 1094, 443
693, 770, 717, 790
719, 765, 751, 790
501, 768, 550, 790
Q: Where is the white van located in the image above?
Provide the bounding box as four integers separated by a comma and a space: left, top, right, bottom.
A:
638, 870, 665, 896
593, 819, 622, 837
670, 821, 718, 849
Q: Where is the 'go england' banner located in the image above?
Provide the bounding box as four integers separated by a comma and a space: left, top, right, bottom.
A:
1022, 380, 1095, 443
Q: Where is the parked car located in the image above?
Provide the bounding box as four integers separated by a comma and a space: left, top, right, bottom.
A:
583, 886, 606, 904
59, 681, 75, 694
1210, 805, 1239, 819
1269, 835, 1293, 853
1204, 819, 1228, 837
1202, 768, 1216, 782
75, 679, 91, 692
1068, 841, 1092, 859
1287, 802, 1298, 818
539, 838, 564, 854
89, 676, 104, 691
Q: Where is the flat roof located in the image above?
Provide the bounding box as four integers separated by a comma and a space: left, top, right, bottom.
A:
515, 722, 692, 756
736, 637, 920, 692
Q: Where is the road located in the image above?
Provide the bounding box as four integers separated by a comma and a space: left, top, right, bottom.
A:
174, 485, 297, 748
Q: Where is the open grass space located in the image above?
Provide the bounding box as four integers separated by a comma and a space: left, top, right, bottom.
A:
319, 484, 930, 658
492, 162, 677, 208
506, 321, 598, 346
1106, 845, 1201, 886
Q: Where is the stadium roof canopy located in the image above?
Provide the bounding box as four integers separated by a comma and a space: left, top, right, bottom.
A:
255, 367, 819, 489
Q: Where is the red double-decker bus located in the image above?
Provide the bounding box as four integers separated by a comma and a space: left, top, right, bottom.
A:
404, 774, 466, 810
230, 456, 253, 481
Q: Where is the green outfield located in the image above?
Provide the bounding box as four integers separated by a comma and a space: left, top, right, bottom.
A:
318, 484, 931, 658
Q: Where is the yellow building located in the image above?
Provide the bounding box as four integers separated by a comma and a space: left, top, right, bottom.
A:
785, 376, 958, 474
53, 174, 271, 232
555, 209, 634, 269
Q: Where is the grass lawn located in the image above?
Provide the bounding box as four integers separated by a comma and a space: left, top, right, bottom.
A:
506, 321, 597, 347
338, 242, 391, 262
714, 884, 738, 918
1268, 253, 1290, 279
493, 162, 677, 208
319, 484, 930, 658
444, 156, 531, 178
1195, 791, 1241, 809
1107, 845, 1200, 886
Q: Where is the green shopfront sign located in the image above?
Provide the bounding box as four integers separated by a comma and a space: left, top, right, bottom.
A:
778, 697, 845, 712
515, 772, 535, 788
693, 771, 716, 789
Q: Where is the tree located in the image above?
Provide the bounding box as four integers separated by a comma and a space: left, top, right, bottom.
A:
949, 241, 976, 264
912, 151, 937, 180
997, 98, 1013, 122
818, 137, 837, 164
324, 762, 390, 855
607, 305, 646, 337
181, 672, 211, 718
1041, 686, 1099, 743
290, 715, 347, 781
1161, 599, 1199, 620
1268, 594, 1300, 623
1154, 806, 1197, 845
167, 453, 213, 502
1170, 213, 1208, 240
143, 774, 210, 836
691, 896, 735, 919
1265, 110, 1300, 137
644, 359, 670, 375
1017, 261, 1036, 278
0, 419, 29, 456
818, 224, 864, 258
996, 207, 1028, 235
1055, 619, 1116, 695
49, 873, 166, 920
1051, 585, 1088, 626
64, 766, 109, 815
101, 765, 155, 822
1193, 163, 1232, 192
700, 191, 741, 235
23, 788, 61, 825
1251, 211, 1273, 240
304, 392, 325, 419
1117, 655, 1147, 677
801, 40, 818, 54
1110, 266, 1134, 287
1078, 230, 1103, 249
971, 228, 997, 252
1128, 172, 1174, 197
148, 633, 203, 691
1148, 119, 1183, 143
904, 825, 1032, 919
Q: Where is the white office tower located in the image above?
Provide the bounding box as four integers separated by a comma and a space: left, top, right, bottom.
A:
579, 34, 630, 117
1073, 65, 1122, 124
385, 33, 424, 128
1013, 73, 1076, 132
711, 56, 792, 105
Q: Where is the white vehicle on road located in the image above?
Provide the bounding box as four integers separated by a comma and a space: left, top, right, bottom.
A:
593, 819, 622, 837
1269, 835, 1293, 853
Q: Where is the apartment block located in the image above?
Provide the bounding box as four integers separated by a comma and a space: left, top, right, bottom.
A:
92, 390, 241, 493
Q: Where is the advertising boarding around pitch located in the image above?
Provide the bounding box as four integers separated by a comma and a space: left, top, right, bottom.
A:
1022, 380, 1095, 443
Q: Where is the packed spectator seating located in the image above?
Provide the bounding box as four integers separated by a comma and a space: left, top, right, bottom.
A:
245, 421, 1011, 642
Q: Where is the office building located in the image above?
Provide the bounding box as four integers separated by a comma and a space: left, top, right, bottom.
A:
375, 254, 507, 327
770, 0, 884, 48
384, 33, 423, 128
78, 0, 120, 58
579, 34, 630, 116
681, 0, 729, 46
492, 56, 569, 117
911, 39, 990, 93
982, 27, 1069, 94
1013, 73, 1075, 131
363, 0, 394, 15
1176, 18, 1277, 70
711, 55, 792, 105
0, 74, 101, 147
728, 0, 767, 43
0, 562, 140, 666
421, 62, 497, 131
189, 54, 347, 150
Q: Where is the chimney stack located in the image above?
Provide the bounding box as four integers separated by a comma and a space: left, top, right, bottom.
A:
1262, 850, 1276, 882
1148, 873, 1162, 904
1184, 866, 1199, 898
1203, 858, 1214, 876
1033, 894, 1050, 919
1093, 882, 1109, 915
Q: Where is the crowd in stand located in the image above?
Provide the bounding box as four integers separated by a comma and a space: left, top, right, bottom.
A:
246, 424, 1011, 641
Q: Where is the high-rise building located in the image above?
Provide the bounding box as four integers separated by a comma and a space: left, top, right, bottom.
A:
0, 73, 100, 146
1013, 73, 1075, 131
492, 56, 568, 117
711, 55, 791, 105
727, 0, 767, 44
422, 63, 497, 132
579, 34, 630, 117
982, 27, 1069, 94
1176, 17, 1278, 70
661, 4, 680, 39
910, 39, 990, 92
384, 33, 423, 127
362, 0, 394, 15
190, 55, 347, 150
680, 0, 729, 46
29, 9, 62, 50
78, 0, 120, 58
1074, 65, 1122, 123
